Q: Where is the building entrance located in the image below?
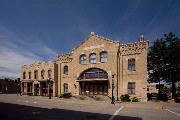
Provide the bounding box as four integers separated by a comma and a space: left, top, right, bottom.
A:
34, 84, 39, 96
79, 81, 108, 95
78, 68, 109, 96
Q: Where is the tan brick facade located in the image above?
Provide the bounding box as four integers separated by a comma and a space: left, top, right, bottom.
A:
21, 32, 148, 101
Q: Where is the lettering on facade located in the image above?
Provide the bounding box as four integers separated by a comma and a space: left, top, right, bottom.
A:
58, 56, 73, 63
83, 44, 104, 51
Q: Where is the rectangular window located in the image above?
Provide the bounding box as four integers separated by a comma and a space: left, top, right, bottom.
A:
23, 72, 26, 79
128, 58, 135, 71
128, 82, 135, 94
29, 72, 31, 79
64, 83, 68, 93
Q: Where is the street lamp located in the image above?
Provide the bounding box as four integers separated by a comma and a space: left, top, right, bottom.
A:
111, 74, 115, 104
47, 78, 53, 99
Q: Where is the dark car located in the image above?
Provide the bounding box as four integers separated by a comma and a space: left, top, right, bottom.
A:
175, 92, 180, 103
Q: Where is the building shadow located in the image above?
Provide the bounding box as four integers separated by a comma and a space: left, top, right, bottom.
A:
0, 102, 142, 120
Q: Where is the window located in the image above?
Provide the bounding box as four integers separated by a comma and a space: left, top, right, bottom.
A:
64, 83, 68, 93
80, 54, 86, 64
64, 66, 68, 75
41, 70, 45, 79
78, 68, 108, 80
48, 70, 52, 79
128, 82, 135, 94
28, 72, 31, 79
100, 51, 108, 63
89, 53, 96, 64
34, 70, 38, 79
23, 72, 26, 79
128, 58, 135, 71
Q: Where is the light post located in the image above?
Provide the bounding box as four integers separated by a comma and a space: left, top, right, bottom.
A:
111, 74, 115, 104
47, 79, 53, 99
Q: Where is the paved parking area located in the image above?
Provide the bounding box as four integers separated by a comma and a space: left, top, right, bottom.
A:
0, 94, 179, 120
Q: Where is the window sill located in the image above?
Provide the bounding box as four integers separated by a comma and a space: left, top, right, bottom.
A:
80, 63, 88, 65
100, 61, 107, 63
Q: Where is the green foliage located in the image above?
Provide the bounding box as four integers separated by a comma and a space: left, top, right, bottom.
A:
59, 92, 72, 98
161, 86, 171, 94
131, 97, 139, 102
148, 32, 180, 98
120, 94, 131, 102
79, 96, 86, 100
59, 94, 63, 98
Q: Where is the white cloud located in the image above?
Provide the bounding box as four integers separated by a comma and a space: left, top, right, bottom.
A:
0, 26, 58, 78
37, 45, 58, 59
0, 44, 41, 78
0, 42, 58, 78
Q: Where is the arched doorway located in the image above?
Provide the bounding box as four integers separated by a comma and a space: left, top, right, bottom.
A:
78, 68, 108, 95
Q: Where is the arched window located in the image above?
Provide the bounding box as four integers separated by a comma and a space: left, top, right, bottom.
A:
41, 70, 45, 79
89, 53, 96, 64
64, 66, 68, 75
34, 70, 38, 79
80, 54, 86, 64
64, 83, 68, 93
23, 72, 26, 79
100, 51, 108, 63
28, 72, 31, 79
128, 58, 135, 71
48, 69, 52, 79
79, 68, 108, 80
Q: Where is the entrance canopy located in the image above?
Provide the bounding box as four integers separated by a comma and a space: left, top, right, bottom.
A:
77, 68, 108, 81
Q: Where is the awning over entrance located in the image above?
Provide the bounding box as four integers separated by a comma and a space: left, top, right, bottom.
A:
76, 78, 108, 82
77, 68, 108, 81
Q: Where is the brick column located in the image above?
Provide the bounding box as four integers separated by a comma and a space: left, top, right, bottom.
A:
39, 82, 42, 96
32, 82, 34, 96
57, 61, 61, 97
53, 81, 55, 97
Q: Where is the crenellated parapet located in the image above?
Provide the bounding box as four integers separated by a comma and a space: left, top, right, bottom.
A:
21, 60, 55, 71
120, 35, 148, 56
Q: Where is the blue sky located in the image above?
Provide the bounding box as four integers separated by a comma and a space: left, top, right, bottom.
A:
0, 0, 179, 78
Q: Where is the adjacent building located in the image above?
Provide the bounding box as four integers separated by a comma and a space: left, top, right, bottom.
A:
21, 32, 148, 101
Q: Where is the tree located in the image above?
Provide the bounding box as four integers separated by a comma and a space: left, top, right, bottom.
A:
148, 32, 180, 98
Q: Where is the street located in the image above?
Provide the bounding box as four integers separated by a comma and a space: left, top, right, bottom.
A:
0, 94, 179, 120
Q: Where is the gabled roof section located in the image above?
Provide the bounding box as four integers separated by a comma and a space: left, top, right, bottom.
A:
70, 32, 119, 53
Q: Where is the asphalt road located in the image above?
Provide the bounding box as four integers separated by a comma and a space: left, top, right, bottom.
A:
0, 94, 179, 120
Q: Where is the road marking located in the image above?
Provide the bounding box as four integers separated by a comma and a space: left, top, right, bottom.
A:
109, 106, 124, 120
165, 109, 180, 117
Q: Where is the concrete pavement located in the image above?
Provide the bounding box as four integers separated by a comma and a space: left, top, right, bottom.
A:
0, 94, 179, 120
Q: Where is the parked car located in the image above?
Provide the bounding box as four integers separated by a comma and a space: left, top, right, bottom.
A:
157, 93, 168, 101
175, 92, 180, 103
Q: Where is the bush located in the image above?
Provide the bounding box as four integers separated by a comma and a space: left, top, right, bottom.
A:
59, 92, 72, 98
131, 97, 139, 102
59, 94, 63, 98
79, 96, 86, 100
120, 94, 131, 102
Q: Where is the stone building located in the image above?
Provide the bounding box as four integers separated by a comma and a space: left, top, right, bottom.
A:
21, 32, 148, 101
21, 61, 58, 96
